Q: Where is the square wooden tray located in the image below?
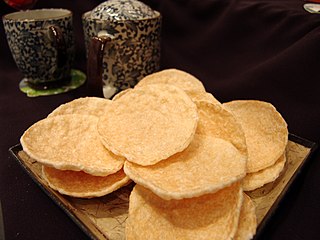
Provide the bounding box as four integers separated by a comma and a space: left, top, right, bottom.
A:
9, 134, 317, 240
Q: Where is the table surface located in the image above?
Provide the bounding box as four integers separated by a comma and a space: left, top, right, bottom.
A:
1, 0, 320, 239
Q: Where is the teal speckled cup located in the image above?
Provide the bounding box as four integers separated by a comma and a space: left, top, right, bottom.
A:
3, 9, 74, 88
82, 0, 161, 98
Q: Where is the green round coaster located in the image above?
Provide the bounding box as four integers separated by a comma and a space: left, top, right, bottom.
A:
19, 69, 86, 97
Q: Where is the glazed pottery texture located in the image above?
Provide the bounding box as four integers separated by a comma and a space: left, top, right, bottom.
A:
90, 0, 156, 20
82, 8, 161, 97
3, 9, 74, 85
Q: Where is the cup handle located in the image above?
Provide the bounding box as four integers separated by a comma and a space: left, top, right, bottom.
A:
87, 36, 111, 97
48, 26, 67, 69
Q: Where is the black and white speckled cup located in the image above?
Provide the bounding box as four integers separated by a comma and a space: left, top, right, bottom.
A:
3, 9, 74, 87
82, 0, 161, 98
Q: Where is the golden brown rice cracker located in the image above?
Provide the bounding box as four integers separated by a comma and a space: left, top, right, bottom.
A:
98, 84, 198, 166
135, 68, 206, 94
124, 134, 246, 200
195, 101, 247, 157
223, 100, 288, 173
21, 114, 125, 176
234, 194, 257, 240
42, 166, 131, 198
111, 88, 133, 101
189, 91, 221, 105
243, 153, 286, 191
48, 97, 112, 118
126, 182, 243, 240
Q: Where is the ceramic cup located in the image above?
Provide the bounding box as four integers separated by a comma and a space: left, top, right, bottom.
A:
2, 9, 74, 89
82, 0, 161, 98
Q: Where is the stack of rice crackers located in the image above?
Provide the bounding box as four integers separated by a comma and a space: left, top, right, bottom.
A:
20, 69, 288, 240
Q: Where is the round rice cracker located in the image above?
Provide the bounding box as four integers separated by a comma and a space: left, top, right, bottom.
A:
234, 194, 257, 240
189, 91, 221, 105
135, 68, 206, 95
98, 84, 199, 166
124, 134, 246, 200
20, 114, 125, 176
195, 101, 247, 158
126, 182, 243, 240
112, 88, 133, 101
48, 97, 112, 117
42, 166, 131, 198
243, 153, 286, 191
223, 100, 288, 173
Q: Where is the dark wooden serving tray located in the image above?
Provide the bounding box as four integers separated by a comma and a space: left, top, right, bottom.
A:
9, 134, 317, 240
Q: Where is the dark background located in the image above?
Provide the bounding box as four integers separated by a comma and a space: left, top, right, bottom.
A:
1, 0, 320, 239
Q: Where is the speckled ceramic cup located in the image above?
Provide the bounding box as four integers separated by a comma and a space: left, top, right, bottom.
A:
82, 0, 161, 98
2, 9, 74, 88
